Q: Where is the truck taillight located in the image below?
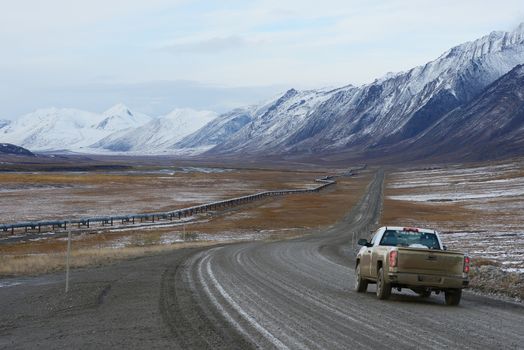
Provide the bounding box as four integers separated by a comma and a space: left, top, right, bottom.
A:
463, 256, 470, 273
389, 251, 398, 268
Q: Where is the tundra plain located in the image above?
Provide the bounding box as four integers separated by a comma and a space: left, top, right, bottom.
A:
1, 159, 523, 300
0, 166, 371, 277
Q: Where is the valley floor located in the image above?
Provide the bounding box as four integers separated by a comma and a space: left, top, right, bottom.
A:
0, 165, 371, 277
0, 158, 522, 300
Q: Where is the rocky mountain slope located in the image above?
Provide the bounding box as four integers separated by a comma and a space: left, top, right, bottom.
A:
398, 64, 524, 161
183, 23, 524, 160
176, 108, 253, 150
0, 108, 109, 151
0, 143, 35, 156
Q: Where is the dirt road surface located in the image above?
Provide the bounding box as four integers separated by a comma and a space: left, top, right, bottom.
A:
1, 171, 523, 349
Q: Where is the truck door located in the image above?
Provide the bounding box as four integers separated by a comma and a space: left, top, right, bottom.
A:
360, 248, 371, 277
362, 229, 381, 277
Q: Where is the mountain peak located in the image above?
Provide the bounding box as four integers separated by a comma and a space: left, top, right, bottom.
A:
96, 104, 152, 131
93, 108, 218, 153
103, 103, 133, 117
513, 22, 524, 34
437, 23, 524, 64
283, 88, 298, 97
509, 22, 524, 43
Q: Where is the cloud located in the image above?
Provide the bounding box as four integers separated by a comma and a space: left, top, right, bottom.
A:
160, 35, 250, 54
1, 0, 523, 118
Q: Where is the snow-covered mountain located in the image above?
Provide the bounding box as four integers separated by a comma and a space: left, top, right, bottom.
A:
176, 108, 253, 149
0, 104, 218, 154
185, 23, 524, 159
0, 108, 108, 151
176, 93, 294, 150
95, 103, 152, 132
0, 104, 154, 152
91, 108, 217, 153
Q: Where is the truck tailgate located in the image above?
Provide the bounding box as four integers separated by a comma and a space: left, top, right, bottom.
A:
396, 248, 464, 276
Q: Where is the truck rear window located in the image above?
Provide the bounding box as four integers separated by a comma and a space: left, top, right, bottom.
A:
379, 230, 440, 249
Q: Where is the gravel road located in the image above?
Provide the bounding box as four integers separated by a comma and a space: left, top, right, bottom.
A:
1, 170, 523, 349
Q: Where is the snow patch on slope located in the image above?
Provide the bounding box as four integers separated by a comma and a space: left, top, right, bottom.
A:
92, 108, 217, 153
95, 103, 152, 132
0, 104, 154, 152
0, 108, 107, 151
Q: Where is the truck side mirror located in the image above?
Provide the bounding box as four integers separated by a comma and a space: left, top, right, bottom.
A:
357, 238, 369, 246
443, 245, 448, 251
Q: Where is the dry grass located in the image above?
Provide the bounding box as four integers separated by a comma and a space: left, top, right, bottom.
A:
381, 198, 478, 231
0, 168, 327, 222
0, 173, 138, 184
191, 175, 371, 233
469, 266, 524, 300
0, 168, 324, 187
0, 241, 219, 277
471, 257, 501, 268
0, 170, 373, 277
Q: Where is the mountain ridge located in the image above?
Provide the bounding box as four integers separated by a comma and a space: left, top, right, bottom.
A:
187, 23, 524, 160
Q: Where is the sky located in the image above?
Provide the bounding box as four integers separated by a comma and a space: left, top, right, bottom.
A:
1, 0, 523, 119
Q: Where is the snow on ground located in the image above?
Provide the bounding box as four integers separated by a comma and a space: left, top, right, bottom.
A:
107, 167, 232, 176
107, 230, 272, 249
0, 171, 257, 223
0, 281, 22, 288
160, 231, 271, 245
442, 231, 524, 273
387, 161, 524, 273
389, 176, 524, 202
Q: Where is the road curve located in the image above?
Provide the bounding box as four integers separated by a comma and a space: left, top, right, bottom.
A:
164, 171, 524, 349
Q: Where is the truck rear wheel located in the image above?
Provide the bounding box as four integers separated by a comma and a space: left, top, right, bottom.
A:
445, 289, 462, 306
376, 267, 391, 300
355, 264, 368, 293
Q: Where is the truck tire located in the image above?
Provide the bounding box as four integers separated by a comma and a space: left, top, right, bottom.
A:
355, 264, 368, 293
445, 289, 462, 306
376, 267, 391, 300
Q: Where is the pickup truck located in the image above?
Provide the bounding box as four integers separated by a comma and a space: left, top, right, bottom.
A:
355, 226, 469, 305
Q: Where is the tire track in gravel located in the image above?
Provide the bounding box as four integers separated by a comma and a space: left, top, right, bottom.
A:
163, 170, 524, 349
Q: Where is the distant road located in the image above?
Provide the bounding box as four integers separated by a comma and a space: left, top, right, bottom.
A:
1, 171, 523, 349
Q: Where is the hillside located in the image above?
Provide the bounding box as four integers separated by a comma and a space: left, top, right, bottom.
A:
0, 143, 35, 156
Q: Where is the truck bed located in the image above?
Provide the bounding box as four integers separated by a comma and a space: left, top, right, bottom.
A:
395, 247, 465, 276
